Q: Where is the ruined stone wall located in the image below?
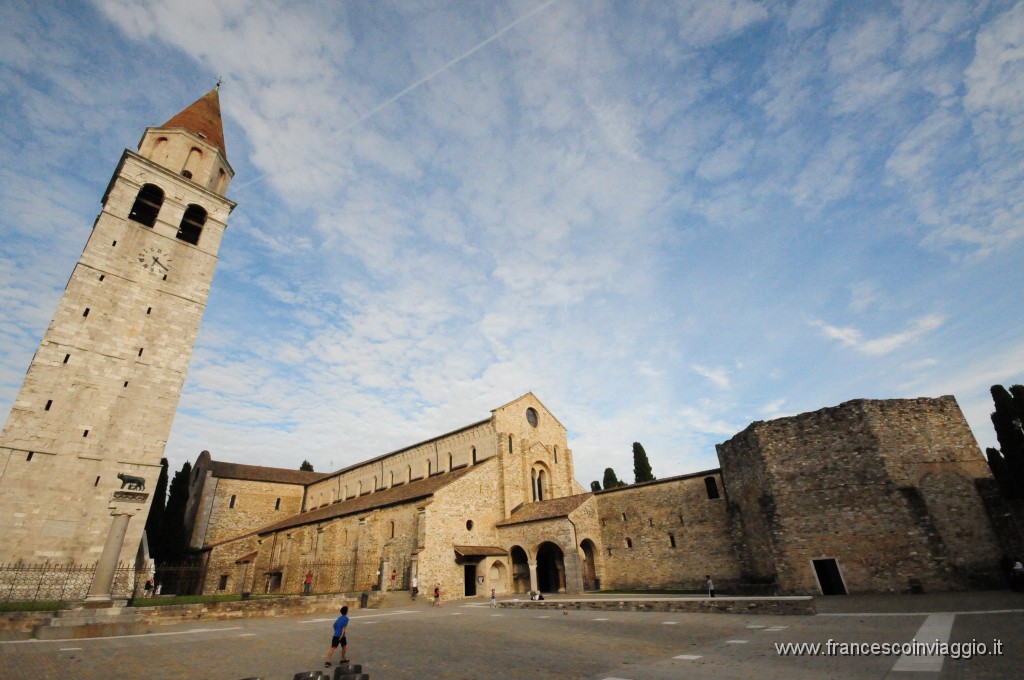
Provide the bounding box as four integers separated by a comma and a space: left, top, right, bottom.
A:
717, 397, 1003, 594
593, 472, 741, 591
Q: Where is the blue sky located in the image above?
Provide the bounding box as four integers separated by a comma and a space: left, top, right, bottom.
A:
1, 0, 1023, 488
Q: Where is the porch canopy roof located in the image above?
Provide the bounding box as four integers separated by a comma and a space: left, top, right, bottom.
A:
454, 545, 507, 558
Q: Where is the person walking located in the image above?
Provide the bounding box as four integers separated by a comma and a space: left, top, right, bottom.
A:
390, 569, 397, 592
411, 575, 418, 600
433, 584, 441, 607
324, 605, 350, 668
490, 588, 497, 607
705, 575, 715, 598
304, 570, 314, 594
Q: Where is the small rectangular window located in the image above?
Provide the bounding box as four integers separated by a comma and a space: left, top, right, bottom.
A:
26, 452, 34, 461
218, 575, 229, 590
94, 476, 100, 486
111, 240, 117, 247
123, 381, 129, 387
146, 307, 152, 315
82, 308, 90, 317
138, 348, 144, 356
99, 274, 105, 281
669, 533, 676, 548
45, 400, 52, 411
83, 429, 89, 437
229, 495, 236, 509
622, 513, 627, 522
275, 498, 281, 510
63, 354, 70, 364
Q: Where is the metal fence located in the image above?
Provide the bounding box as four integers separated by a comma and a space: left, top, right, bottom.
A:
0, 563, 145, 603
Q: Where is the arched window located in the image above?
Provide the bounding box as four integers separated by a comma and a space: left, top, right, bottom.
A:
406, 465, 412, 483
508, 435, 513, 453
176, 204, 206, 245
704, 476, 720, 500
427, 460, 432, 476
182, 147, 202, 179
537, 469, 546, 501
626, 537, 633, 548
128, 184, 164, 227
531, 469, 538, 502
389, 521, 395, 539
472, 447, 477, 464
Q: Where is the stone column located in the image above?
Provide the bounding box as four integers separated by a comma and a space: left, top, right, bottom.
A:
84, 512, 133, 607
528, 560, 538, 594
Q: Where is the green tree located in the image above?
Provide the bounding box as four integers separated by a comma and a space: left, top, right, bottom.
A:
632, 442, 655, 483
590, 480, 601, 492
144, 458, 169, 560
987, 384, 1024, 498
299, 460, 314, 471
602, 467, 624, 490
157, 461, 192, 564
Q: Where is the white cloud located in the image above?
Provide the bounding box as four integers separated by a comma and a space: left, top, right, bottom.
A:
810, 314, 946, 356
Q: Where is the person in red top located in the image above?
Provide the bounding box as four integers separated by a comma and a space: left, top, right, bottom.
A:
304, 570, 314, 594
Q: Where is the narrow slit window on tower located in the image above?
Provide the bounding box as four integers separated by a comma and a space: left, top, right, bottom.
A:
128, 184, 164, 227
82, 308, 90, 317
138, 348, 144, 356
45, 400, 53, 411
26, 452, 34, 461
176, 204, 207, 245
229, 495, 236, 509
123, 381, 128, 387
669, 533, 677, 548
146, 307, 152, 315
508, 435, 513, 453
98, 274, 105, 281
63, 354, 70, 364
94, 476, 100, 486
83, 429, 89, 437
275, 498, 281, 510
111, 240, 117, 247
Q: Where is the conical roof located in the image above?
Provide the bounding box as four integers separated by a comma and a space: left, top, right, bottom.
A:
161, 87, 227, 157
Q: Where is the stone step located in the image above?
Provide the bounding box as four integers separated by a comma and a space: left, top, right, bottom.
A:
33, 605, 148, 640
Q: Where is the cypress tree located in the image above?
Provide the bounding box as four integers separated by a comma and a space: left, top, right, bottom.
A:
299, 460, 314, 471
590, 480, 601, 492
158, 461, 192, 564
632, 442, 655, 483
989, 384, 1024, 497
602, 467, 623, 490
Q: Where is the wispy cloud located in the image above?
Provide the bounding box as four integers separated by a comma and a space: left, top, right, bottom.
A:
810, 314, 946, 356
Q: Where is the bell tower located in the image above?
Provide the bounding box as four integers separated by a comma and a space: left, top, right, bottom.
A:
0, 88, 236, 565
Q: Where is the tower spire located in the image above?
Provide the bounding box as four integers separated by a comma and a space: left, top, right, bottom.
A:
160, 88, 227, 158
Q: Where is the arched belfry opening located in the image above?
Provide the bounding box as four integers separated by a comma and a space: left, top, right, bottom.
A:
128, 184, 164, 227
531, 462, 551, 502
536, 541, 565, 593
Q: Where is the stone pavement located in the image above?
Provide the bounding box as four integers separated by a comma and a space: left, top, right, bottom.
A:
0, 590, 1021, 679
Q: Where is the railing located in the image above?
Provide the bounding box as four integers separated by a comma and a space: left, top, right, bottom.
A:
0, 563, 145, 603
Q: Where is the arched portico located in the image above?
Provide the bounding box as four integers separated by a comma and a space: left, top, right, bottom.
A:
580, 538, 598, 590
536, 541, 565, 593
510, 545, 531, 594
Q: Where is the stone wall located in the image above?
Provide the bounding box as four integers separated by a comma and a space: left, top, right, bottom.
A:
716, 396, 1003, 594
201, 477, 307, 547
593, 472, 742, 591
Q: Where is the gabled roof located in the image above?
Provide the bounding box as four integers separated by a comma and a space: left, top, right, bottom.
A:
495, 492, 593, 527
250, 464, 479, 538
209, 460, 327, 486
160, 87, 227, 157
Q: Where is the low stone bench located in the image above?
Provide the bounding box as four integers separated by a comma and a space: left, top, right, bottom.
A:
499, 596, 816, 615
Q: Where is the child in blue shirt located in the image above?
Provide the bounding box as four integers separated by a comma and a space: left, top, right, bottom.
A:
324, 605, 349, 668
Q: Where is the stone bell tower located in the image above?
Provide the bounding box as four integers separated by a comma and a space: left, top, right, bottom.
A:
0, 88, 236, 566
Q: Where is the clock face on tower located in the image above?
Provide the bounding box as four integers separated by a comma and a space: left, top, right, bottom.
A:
137, 245, 172, 275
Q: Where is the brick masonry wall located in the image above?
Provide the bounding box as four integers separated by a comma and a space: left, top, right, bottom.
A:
593, 473, 742, 591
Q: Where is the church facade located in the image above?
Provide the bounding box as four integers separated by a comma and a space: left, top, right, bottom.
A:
190, 393, 1010, 600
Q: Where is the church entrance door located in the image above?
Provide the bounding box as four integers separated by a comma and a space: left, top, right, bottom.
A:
536, 542, 565, 593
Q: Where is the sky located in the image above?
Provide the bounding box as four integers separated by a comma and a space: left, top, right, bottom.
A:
1, 0, 1023, 490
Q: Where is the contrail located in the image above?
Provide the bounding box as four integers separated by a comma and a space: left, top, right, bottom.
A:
344, 0, 561, 131
235, 0, 561, 192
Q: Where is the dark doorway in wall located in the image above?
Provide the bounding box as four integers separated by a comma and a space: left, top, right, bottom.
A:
464, 564, 477, 597
510, 546, 530, 594
812, 558, 847, 595
536, 542, 565, 593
